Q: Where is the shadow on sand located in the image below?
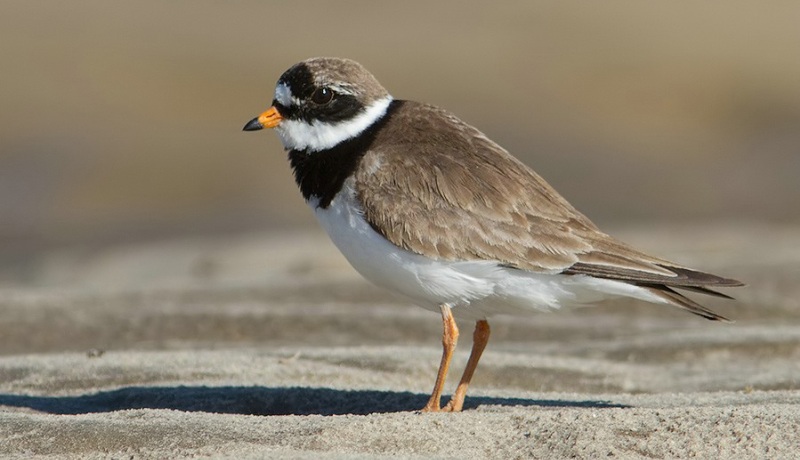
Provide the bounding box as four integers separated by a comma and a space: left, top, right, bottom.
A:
0, 386, 628, 416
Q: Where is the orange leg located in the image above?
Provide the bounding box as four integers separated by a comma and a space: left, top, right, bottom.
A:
421, 304, 459, 412
443, 319, 491, 412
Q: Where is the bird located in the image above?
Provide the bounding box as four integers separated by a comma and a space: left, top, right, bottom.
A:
243, 57, 743, 412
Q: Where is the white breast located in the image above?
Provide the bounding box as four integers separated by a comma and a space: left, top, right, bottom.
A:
311, 184, 668, 320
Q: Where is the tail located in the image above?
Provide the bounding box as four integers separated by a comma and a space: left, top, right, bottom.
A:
565, 261, 743, 321
642, 284, 733, 322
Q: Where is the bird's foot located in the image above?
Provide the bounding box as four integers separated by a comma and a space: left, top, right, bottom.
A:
441, 398, 464, 412
419, 398, 464, 413
419, 403, 440, 413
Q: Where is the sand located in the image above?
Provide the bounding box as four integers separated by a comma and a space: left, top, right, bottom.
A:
1, 225, 799, 459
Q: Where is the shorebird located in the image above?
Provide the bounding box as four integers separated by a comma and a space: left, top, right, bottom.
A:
244, 57, 743, 412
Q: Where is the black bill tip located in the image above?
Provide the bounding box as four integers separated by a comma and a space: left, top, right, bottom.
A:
242, 117, 263, 131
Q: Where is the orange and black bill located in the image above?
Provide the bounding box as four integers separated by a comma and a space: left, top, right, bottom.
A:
243, 106, 283, 131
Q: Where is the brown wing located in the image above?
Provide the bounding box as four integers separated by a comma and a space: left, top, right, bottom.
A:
355, 101, 743, 310
357, 101, 597, 272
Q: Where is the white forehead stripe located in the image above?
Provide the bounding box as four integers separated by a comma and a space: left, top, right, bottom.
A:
274, 82, 298, 107
276, 96, 393, 152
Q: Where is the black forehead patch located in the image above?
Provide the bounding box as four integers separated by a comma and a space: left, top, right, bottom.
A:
278, 63, 316, 100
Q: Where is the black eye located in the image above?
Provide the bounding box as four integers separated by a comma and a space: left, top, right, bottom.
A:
310, 87, 334, 105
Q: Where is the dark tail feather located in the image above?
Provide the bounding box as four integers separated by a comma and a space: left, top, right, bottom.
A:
671, 285, 736, 300
643, 285, 732, 322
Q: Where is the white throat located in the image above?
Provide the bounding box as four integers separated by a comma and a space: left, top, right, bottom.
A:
276, 96, 393, 152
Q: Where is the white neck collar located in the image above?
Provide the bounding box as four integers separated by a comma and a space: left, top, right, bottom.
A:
276, 96, 393, 152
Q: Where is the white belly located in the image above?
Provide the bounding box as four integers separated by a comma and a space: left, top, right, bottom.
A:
311, 185, 666, 320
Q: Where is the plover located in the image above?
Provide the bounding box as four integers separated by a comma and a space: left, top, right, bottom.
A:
243, 57, 743, 412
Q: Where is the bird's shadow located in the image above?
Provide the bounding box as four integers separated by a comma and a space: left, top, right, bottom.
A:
0, 386, 628, 416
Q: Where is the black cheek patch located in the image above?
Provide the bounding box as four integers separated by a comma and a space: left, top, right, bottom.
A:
289, 93, 365, 125
314, 94, 364, 124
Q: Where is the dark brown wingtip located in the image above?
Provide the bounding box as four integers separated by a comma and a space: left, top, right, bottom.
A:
656, 265, 745, 288
564, 262, 745, 291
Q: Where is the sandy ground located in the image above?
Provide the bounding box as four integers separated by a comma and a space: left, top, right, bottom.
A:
1, 224, 799, 459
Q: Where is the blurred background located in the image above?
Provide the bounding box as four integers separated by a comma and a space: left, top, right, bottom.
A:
1, 1, 798, 287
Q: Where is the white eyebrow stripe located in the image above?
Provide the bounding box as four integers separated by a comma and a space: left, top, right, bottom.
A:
328, 84, 357, 96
